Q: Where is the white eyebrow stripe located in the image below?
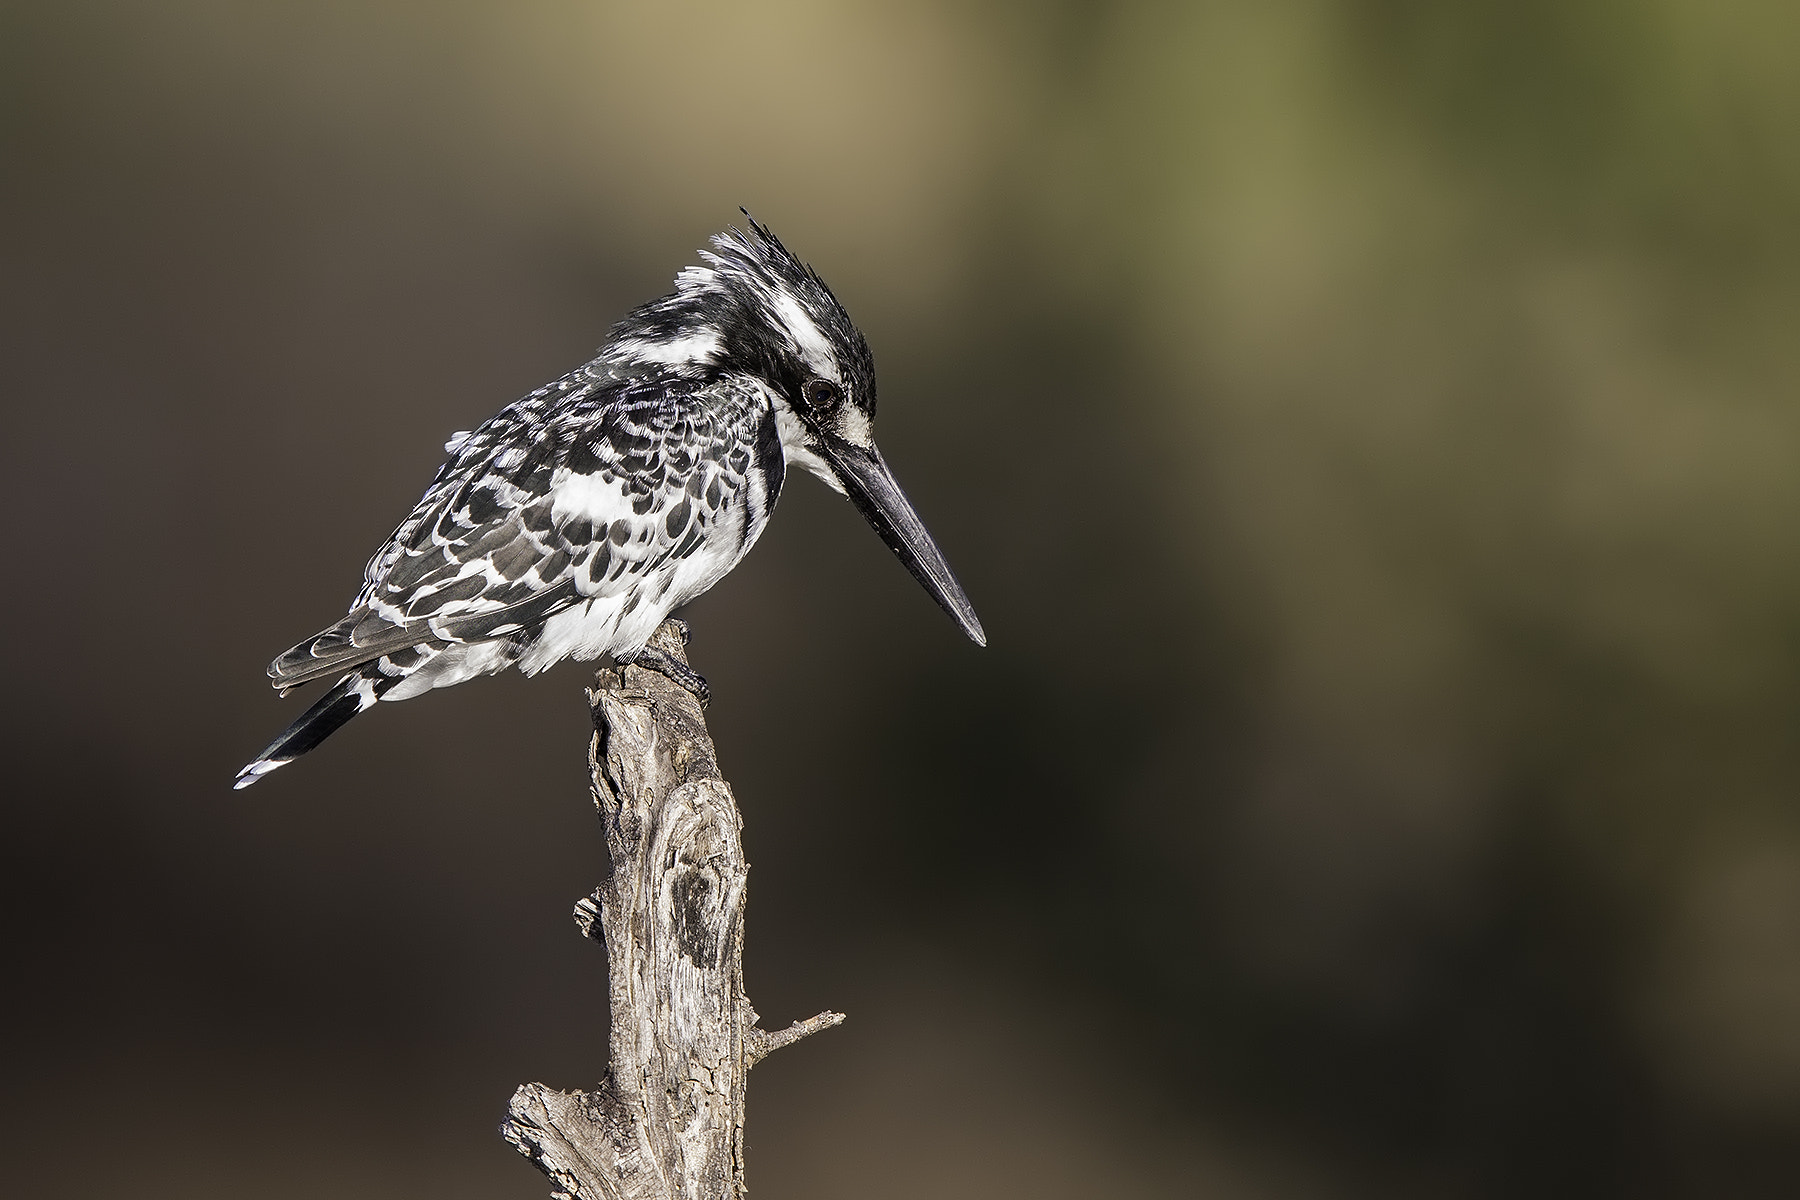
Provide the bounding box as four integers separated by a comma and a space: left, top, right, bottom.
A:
769, 290, 836, 375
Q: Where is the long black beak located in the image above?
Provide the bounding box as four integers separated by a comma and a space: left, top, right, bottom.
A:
822, 439, 986, 646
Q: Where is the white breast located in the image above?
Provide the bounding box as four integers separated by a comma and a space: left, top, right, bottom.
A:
514, 488, 766, 676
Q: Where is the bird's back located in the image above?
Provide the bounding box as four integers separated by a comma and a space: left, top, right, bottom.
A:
270, 364, 784, 697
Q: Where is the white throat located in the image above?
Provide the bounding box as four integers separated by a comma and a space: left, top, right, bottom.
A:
769, 391, 845, 495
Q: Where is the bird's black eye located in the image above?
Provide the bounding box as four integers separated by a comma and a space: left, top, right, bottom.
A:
802, 379, 841, 412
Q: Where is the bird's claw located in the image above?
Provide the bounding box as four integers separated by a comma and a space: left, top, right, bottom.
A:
622, 647, 710, 707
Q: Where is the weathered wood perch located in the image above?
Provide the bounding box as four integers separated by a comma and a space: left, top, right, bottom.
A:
503, 618, 843, 1200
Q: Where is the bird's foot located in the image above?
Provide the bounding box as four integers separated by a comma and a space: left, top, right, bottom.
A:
621, 647, 710, 707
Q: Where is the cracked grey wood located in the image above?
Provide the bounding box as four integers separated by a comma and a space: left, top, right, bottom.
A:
503, 619, 844, 1200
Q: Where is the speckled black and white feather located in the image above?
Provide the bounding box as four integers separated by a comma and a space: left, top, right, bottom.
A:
237, 214, 980, 789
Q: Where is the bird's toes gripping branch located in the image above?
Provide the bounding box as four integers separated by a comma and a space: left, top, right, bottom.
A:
618, 646, 711, 707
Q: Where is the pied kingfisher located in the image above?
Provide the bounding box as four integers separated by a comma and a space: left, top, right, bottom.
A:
235, 215, 984, 789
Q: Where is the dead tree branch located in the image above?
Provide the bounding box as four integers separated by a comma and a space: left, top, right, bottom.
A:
502, 619, 843, 1200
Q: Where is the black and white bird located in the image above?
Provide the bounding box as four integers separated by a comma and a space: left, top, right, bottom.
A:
235, 215, 984, 789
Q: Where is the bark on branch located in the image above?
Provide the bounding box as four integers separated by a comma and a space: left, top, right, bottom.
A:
502, 619, 843, 1200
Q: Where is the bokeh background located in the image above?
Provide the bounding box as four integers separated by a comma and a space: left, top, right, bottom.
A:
5, 2, 1799, 1196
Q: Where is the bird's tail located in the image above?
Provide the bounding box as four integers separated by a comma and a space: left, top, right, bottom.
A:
234, 668, 392, 789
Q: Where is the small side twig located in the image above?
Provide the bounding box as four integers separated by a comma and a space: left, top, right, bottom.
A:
501, 619, 843, 1200
746, 1011, 847, 1067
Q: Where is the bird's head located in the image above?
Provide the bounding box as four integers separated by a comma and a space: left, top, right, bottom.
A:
606, 214, 985, 647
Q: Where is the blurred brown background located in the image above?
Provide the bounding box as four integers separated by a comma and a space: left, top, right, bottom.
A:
4, 2, 1799, 1196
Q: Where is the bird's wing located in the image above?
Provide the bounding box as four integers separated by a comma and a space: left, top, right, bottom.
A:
269, 373, 768, 689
